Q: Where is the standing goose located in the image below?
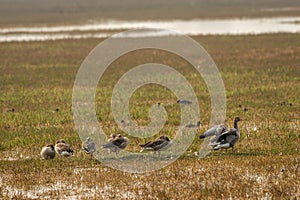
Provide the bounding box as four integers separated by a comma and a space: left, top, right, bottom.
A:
40, 144, 56, 159
102, 134, 129, 156
209, 117, 243, 153
82, 137, 96, 156
55, 139, 74, 157
140, 136, 172, 156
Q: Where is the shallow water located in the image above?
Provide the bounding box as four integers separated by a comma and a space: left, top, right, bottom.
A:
0, 17, 299, 42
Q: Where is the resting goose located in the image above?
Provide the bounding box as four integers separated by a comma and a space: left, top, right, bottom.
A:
55, 139, 74, 157
102, 134, 129, 156
209, 117, 243, 153
140, 136, 172, 156
40, 144, 55, 159
82, 137, 96, 156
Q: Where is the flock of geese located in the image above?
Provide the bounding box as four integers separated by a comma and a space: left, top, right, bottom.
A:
40, 116, 243, 160
40, 100, 243, 160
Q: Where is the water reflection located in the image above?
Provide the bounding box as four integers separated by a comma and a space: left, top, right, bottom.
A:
0, 17, 299, 42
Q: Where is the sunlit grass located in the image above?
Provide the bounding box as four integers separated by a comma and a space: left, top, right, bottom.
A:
0, 34, 299, 199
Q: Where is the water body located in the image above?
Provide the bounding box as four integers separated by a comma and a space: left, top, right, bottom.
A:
0, 17, 299, 42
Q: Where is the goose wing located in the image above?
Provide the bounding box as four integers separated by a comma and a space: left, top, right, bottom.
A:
82, 140, 96, 153
117, 137, 129, 149
215, 128, 238, 143
56, 143, 74, 155
102, 137, 129, 150
140, 139, 167, 151
200, 124, 226, 139
112, 137, 125, 147
102, 141, 115, 149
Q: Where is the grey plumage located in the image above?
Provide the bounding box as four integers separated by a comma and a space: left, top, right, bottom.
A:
102, 134, 129, 156
209, 117, 243, 153
140, 136, 172, 156
82, 137, 96, 155
200, 124, 227, 141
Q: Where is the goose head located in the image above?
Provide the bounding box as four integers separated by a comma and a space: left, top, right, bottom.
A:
159, 136, 170, 141
56, 139, 66, 144
47, 144, 55, 150
234, 117, 242, 122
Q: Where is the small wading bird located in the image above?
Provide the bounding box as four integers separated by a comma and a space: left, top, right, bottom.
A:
40, 144, 55, 159
140, 136, 173, 157
102, 134, 129, 156
55, 139, 74, 157
82, 137, 96, 156
209, 117, 243, 153
177, 99, 192, 105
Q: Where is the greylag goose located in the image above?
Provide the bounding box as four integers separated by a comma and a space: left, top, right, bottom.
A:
209, 117, 243, 153
40, 144, 55, 159
55, 139, 74, 157
140, 136, 172, 156
82, 137, 96, 156
102, 134, 129, 156
177, 99, 192, 105
199, 124, 227, 140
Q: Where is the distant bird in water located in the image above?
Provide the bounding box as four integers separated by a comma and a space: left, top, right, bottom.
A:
209, 117, 243, 153
82, 137, 96, 156
55, 139, 74, 157
140, 136, 172, 157
177, 99, 192, 105
186, 121, 201, 129
102, 134, 129, 156
40, 144, 55, 160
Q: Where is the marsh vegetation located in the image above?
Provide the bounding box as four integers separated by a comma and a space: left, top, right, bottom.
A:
0, 33, 299, 199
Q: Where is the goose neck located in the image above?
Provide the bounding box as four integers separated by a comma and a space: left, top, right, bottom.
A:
234, 120, 239, 130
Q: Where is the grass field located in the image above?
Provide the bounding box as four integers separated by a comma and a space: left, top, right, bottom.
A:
0, 34, 299, 199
